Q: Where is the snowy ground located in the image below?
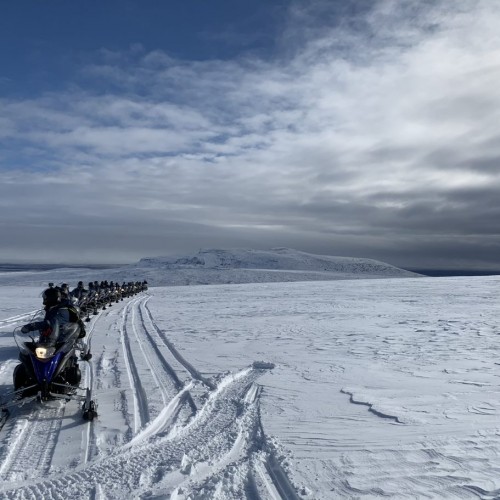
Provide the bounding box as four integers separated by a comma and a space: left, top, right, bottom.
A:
1, 275, 500, 498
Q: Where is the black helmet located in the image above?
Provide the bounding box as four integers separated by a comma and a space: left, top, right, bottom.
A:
43, 287, 62, 306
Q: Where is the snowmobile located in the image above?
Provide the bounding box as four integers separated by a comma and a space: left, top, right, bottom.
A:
0, 317, 97, 425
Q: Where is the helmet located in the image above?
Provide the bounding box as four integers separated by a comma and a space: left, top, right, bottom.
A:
43, 287, 62, 306
60, 283, 69, 298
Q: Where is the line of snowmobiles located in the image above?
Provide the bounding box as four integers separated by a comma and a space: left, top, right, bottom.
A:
78, 281, 148, 321
0, 279, 148, 428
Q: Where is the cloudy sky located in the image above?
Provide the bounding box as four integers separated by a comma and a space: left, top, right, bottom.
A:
1, 0, 499, 269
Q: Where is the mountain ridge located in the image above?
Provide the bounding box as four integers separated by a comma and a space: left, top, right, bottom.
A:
131, 248, 421, 282
0, 248, 421, 287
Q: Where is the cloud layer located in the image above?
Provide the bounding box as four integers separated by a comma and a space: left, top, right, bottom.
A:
1, 0, 500, 268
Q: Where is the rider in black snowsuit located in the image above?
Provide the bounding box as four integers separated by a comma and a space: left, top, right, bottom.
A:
21, 287, 86, 344
71, 281, 88, 301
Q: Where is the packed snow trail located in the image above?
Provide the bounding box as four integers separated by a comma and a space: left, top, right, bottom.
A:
118, 296, 196, 437
0, 404, 64, 481
0, 291, 295, 499
0, 368, 284, 498
119, 297, 151, 432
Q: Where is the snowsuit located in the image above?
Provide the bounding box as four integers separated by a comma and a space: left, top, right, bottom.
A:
22, 303, 83, 344
71, 285, 88, 301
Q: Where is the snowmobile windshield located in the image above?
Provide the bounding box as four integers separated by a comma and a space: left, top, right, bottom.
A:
14, 327, 47, 356
14, 320, 80, 357
13, 309, 45, 354
28, 309, 45, 323
56, 323, 81, 353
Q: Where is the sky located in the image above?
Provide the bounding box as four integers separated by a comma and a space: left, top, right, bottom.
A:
1, 0, 500, 269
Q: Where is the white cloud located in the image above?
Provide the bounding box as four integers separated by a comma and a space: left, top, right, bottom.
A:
1, 0, 500, 266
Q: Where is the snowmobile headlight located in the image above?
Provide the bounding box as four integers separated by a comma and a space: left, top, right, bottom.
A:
35, 346, 55, 359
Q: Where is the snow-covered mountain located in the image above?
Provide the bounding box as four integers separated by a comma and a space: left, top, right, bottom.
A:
0, 248, 420, 288
137, 248, 417, 274
127, 248, 419, 286
120, 248, 420, 286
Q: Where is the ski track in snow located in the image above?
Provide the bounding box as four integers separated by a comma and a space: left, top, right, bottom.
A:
0, 293, 292, 499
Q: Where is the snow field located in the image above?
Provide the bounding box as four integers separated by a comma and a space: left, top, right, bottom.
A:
0, 275, 500, 497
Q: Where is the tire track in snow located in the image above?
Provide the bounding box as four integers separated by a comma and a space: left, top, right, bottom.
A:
120, 297, 150, 434
136, 297, 184, 392
140, 301, 298, 499
0, 403, 65, 482
137, 298, 199, 418
0, 294, 299, 499
0, 368, 287, 499
79, 304, 102, 465
256, 453, 301, 500
127, 296, 196, 434
170, 380, 266, 499
181, 380, 300, 500
143, 301, 216, 390
79, 355, 98, 465
125, 382, 196, 449
0, 311, 39, 331
0, 414, 32, 477
131, 297, 182, 398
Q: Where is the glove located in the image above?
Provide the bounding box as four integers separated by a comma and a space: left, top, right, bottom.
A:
21, 325, 30, 333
